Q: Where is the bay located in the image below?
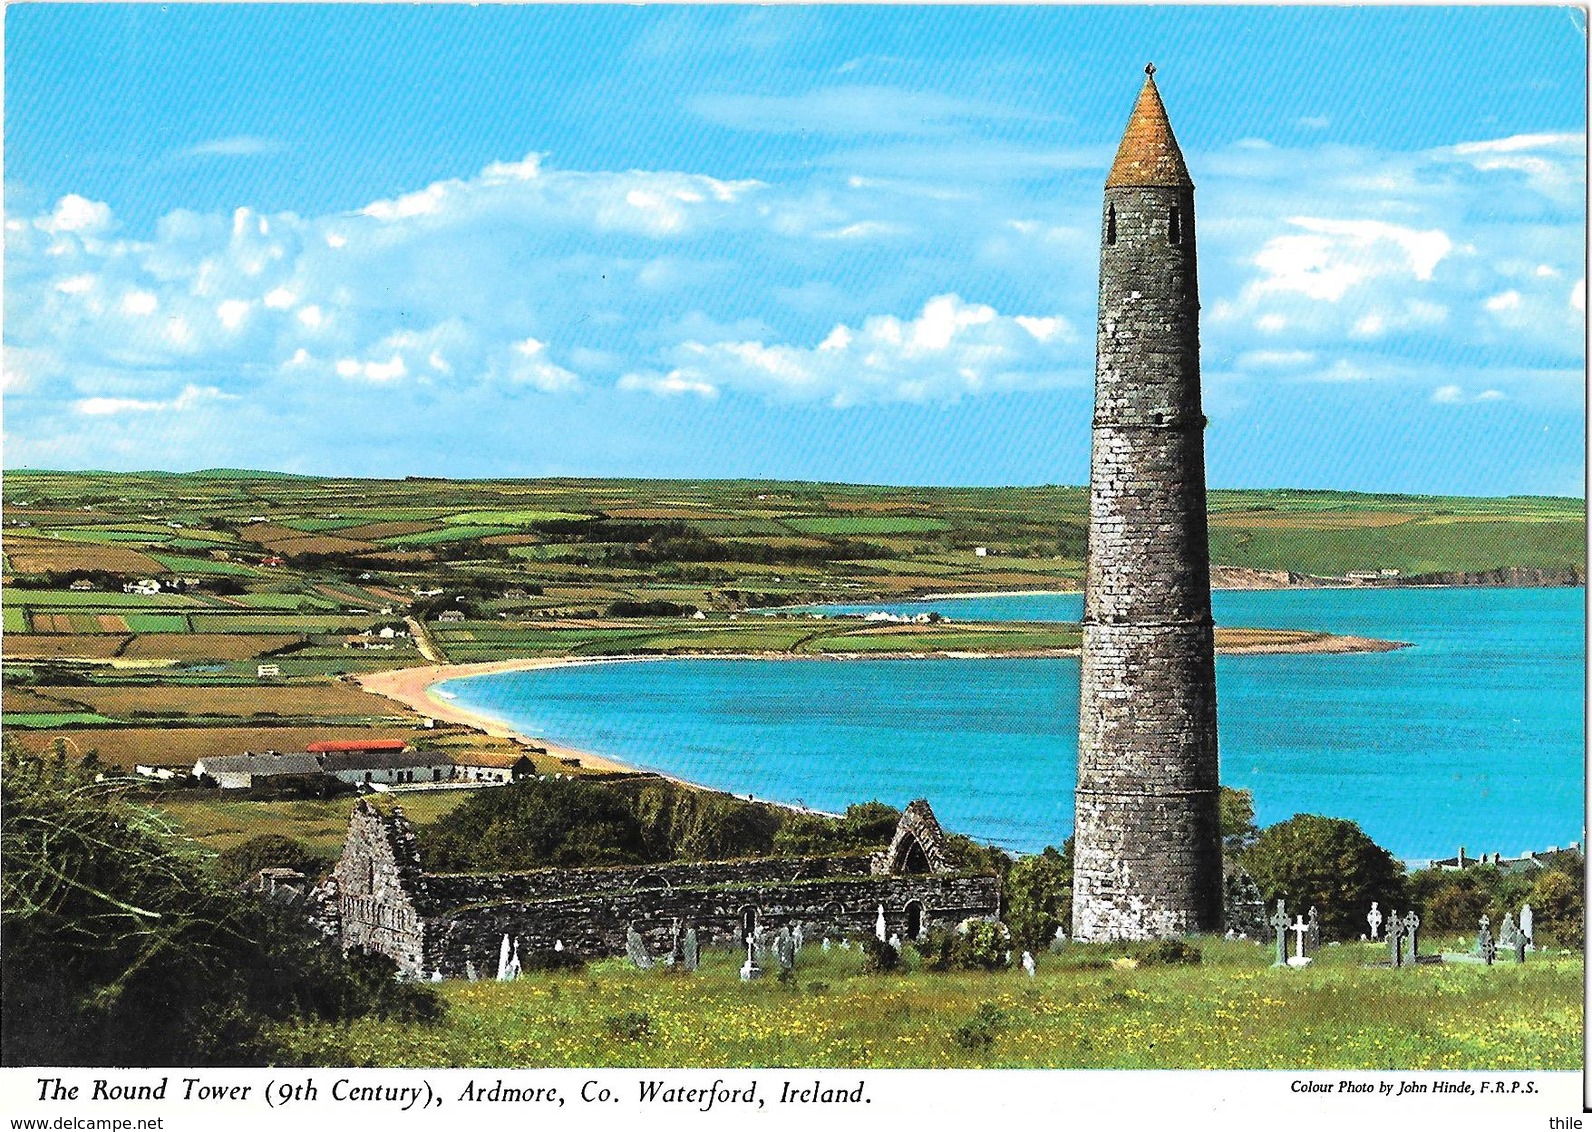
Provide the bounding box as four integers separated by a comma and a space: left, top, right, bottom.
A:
439, 587, 1585, 862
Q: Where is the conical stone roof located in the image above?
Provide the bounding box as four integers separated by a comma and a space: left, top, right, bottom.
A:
1105, 66, 1193, 190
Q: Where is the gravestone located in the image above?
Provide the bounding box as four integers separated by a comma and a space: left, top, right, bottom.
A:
1520, 903, 1534, 949
626, 925, 653, 970
669, 919, 683, 967
1307, 906, 1320, 952
889, 933, 902, 951
1270, 900, 1289, 967
740, 934, 762, 982
1022, 951, 1037, 978
507, 940, 521, 980
821, 937, 831, 952
792, 923, 804, 954
1498, 912, 1520, 952
497, 934, 513, 981
840, 939, 852, 950
1403, 910, 1420, 965
1287, 915, 1312, 967
776, 927, 796, 973
1367, 902, 1382, 941
1388, 910, 1403, 968
683, 927, 699, 973
1477, 915, 1495, 966
876, 905, 888, 942
465, 960, 478, 982
1224, 929, 1236, 941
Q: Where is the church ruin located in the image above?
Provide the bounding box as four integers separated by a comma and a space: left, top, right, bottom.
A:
328, 797, 1001, 978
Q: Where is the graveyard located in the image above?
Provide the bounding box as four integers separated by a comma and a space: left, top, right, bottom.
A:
274, 932, 1582, 1070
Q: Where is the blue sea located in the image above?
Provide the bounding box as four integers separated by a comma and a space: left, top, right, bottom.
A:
438, 588, 1585, 863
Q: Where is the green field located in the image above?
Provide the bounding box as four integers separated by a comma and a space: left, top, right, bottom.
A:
379, 525, 517, 546
150, 553, 259, 576
122, 613, 191, 632
3, 606, 29, 632
786, 516, 957, 535
275, 940, 1581, 1070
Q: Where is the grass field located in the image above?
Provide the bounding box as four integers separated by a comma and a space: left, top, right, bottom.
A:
153, 791, 472, 853
7, 724, 423, 768
274, 940, 1582, 1070
24, 681, 418, 720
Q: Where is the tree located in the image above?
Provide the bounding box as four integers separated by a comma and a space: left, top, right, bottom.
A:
212, 834, 335, 888
1241, 814, 1407, 940
1005, 841, 1072, 950
1219, 786, 1259, 855
422, 778, 648, 871
1528, 870, 1583, 948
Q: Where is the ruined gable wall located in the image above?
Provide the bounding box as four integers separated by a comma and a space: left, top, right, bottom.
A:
334, 801, 428, 976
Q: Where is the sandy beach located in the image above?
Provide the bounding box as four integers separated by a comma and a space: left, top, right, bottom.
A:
357, 658, 645, 775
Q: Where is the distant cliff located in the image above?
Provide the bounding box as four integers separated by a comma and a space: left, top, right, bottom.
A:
1211, 565, 1583, 590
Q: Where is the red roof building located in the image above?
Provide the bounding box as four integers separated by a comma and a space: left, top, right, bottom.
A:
305, 738, 408, 753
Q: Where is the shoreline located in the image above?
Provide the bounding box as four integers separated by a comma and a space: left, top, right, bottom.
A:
356, 628, 1407, 784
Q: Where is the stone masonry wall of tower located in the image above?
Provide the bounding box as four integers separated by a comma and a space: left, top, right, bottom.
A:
1072, 73, 1223, 942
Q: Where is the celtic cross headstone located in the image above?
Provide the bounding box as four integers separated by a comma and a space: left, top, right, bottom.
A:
1270, 900, 1289, 966
1477, 915, 1495, 966
1403, 909, 1420, 964
1367, 902, 1382, 940
1388, 909, 1402, 967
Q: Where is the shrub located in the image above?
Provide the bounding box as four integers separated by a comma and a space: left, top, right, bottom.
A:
1006, 843, 1072, 951
1136, 939, 1201, 967
861, 936, 899, 974
950, 1002, 1005, 1051
1529, 870, 1583, 948
605, 1011, 652, 1042
213, 834, 334, 888
918, 921, 1012, 972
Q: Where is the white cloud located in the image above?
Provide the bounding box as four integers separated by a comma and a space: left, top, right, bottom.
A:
180, 135, 286, 158
618, 371, 719, 398
216, 299, 252, 331
1484, 290, 1522, 312
41, 195, 113, 235
635, 294, 1078, 407
75, 384, 233, 415
1433, 384, 1508, 405
1573, 280, 1586, 314
263, 287, 298, 309
120, 290, 159, 316
507, 338, 582, 393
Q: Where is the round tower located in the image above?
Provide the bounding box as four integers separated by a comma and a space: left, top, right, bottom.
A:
1072, 66, 1222, 941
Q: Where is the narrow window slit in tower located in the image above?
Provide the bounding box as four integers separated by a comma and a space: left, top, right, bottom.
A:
1168, 206, 1182, 245
1106, 204, 1117, 245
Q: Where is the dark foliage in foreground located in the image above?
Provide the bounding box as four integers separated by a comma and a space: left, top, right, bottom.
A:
1, 743, 441, 1066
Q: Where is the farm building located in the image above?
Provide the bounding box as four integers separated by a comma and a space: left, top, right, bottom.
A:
194, 742, 535, 789
450, 752, 538, 784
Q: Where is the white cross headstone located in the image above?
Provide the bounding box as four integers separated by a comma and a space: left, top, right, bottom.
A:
1367, 901, 1382, 940
554, 939, 564, 952
1022, 951, 1037, 978
1287, 915, 1313, 967
876, 905, 888, 942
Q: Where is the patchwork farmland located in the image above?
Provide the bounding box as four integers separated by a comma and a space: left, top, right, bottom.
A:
1, 470, 1581, 781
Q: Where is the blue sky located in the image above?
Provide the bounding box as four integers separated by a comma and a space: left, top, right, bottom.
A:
5, 5, 1585, 494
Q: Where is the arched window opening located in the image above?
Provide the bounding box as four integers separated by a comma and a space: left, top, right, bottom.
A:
1106, 204, 1117, 246
1168, 206, 1182, 245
